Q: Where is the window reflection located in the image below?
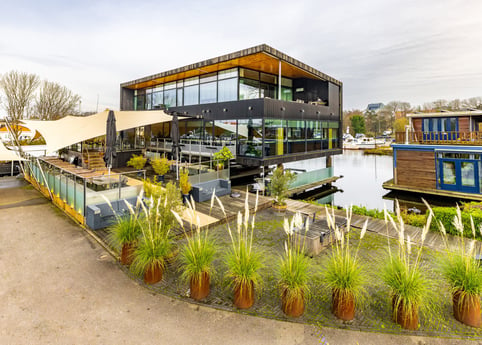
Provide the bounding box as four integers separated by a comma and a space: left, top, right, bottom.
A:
238, 119, 262, 157
264, 119, 284, 156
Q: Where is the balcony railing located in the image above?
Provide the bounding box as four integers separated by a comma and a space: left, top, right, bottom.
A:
395, 131, 482, 145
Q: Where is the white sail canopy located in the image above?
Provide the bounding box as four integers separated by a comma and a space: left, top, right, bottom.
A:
22, 110, 182, 154
0, 141, 25, 161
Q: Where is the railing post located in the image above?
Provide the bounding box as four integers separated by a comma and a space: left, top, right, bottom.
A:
405, 125, 410, 144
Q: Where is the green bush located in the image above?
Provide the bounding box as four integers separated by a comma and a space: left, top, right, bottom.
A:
430, 206, 482, 239
351, 205, 386, 220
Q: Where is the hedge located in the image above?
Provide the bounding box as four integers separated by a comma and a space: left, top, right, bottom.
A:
430, 206, 482, 239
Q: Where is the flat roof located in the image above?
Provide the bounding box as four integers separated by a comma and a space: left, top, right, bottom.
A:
408, 110, 482, 118
121, 44, 342, 90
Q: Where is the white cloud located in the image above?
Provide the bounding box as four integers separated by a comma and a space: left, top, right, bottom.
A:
1, 0, 482, 111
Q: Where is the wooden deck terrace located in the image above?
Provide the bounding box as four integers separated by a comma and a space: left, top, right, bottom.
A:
395, 131, 482, 145
41, 157, 109, 178
175, 188, 273, 236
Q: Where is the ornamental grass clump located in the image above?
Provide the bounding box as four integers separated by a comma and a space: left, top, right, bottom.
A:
438, 205, 482, 327
173, 196, 216, 300
323, 206, 368, 321
130, 192, 176, 285
222, 190, 264, 309
104, 195, 142, 265
381, 200, 433, 330
278, 212, 312, 317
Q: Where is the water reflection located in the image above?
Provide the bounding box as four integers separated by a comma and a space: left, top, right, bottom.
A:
289, 151, 462, 211
329, 150, 394, 210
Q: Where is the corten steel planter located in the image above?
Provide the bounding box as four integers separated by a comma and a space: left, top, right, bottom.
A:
392, 297, 419, 330
332, 290, 355, 321
272, 203, 288, 212
190, 272, 210, 301
144, 264, 163, 285
282, 290, 305, 317
234, 281, 255, 309
453, 290, 481, 328
120, 242, 136, 265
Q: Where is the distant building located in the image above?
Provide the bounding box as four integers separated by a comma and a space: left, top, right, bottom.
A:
366, 103, 384, 113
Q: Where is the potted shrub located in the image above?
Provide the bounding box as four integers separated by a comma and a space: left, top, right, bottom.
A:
106, 200, 142, 265
381, 202, 433, 330
127, 154, 147, 177
221, 191, 264, 309
179, 168, 192, 204
130, 187, 180, 284
278, 212, 311, 317
173, 203, 216, 301
439, 206, 482, 328
269, 165, 296, 211
323, 206, 367, 321
151, 156, 170, 183
213, 146, 234, 170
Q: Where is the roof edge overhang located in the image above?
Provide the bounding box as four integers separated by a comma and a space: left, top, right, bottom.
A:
408, 110, 482, 118
121, 44, 342, 89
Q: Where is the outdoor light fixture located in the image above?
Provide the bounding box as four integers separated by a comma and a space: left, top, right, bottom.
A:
316, 111, 320, 115
223, 108, 228, 112
300, 109, 305, 113
280, 107, 285, 111
248, 106, 253, 110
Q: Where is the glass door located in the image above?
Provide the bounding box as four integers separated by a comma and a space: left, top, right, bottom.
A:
439, 158, 479, 193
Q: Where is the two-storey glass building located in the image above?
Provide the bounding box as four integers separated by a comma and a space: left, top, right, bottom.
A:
120, 44, 342, 168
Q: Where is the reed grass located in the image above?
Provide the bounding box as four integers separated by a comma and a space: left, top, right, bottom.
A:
322, 206, 368, 309
381, 200, 433, 325
278, 212, 312, 305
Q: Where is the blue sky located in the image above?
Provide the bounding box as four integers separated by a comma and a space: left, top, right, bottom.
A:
1, 0, 482, 113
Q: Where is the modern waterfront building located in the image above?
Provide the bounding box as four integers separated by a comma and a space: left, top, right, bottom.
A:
120, 44, 343, 168
384, 110, 482, 200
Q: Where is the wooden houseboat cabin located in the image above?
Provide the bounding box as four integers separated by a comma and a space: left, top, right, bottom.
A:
384, 110, 482, 200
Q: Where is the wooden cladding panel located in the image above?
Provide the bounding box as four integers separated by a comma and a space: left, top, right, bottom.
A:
412, 118, 422, 132
396, 150, 436, 189
459, 117, 470, 132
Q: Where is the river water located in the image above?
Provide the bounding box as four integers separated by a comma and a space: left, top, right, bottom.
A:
329, 150, 394, 210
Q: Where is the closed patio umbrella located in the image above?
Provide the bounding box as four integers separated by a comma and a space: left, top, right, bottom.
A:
103, 110, 117, 172
170, 112, 181, 179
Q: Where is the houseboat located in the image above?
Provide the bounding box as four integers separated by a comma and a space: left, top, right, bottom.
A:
383, 109, 482, 201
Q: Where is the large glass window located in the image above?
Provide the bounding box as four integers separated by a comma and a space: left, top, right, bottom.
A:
218, 78, 237, 102
214, 120, 237, 141
443, 161, 456, 185
260, 83, 277, 99
184, 85, 199, 106
306, 121, 322, 151
163, 89, 176, 107
152, 91, 163, 109
462, 162, 476, 186
200, 82, 217, 104
177, 88, 183, 106
264, 119, 284, 156
145, 90, 152, 110
218, 68, 238, 80
286, 120, 305, 153
281, 87, 293, 101
238, 119, 262, 157
239, 78, 259, 100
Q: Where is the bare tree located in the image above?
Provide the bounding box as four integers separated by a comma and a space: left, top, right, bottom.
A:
0, 71, 40, 140
448, 99, 462, 111
380, 101, 412, 131
34, 81, 81, 120
432, 99, 448, 111
463, 97, 482, 110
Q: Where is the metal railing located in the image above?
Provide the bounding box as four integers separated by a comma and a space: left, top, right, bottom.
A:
395, 131, 482, 145
148, 138, 236, 158
24, 156, 144, 216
